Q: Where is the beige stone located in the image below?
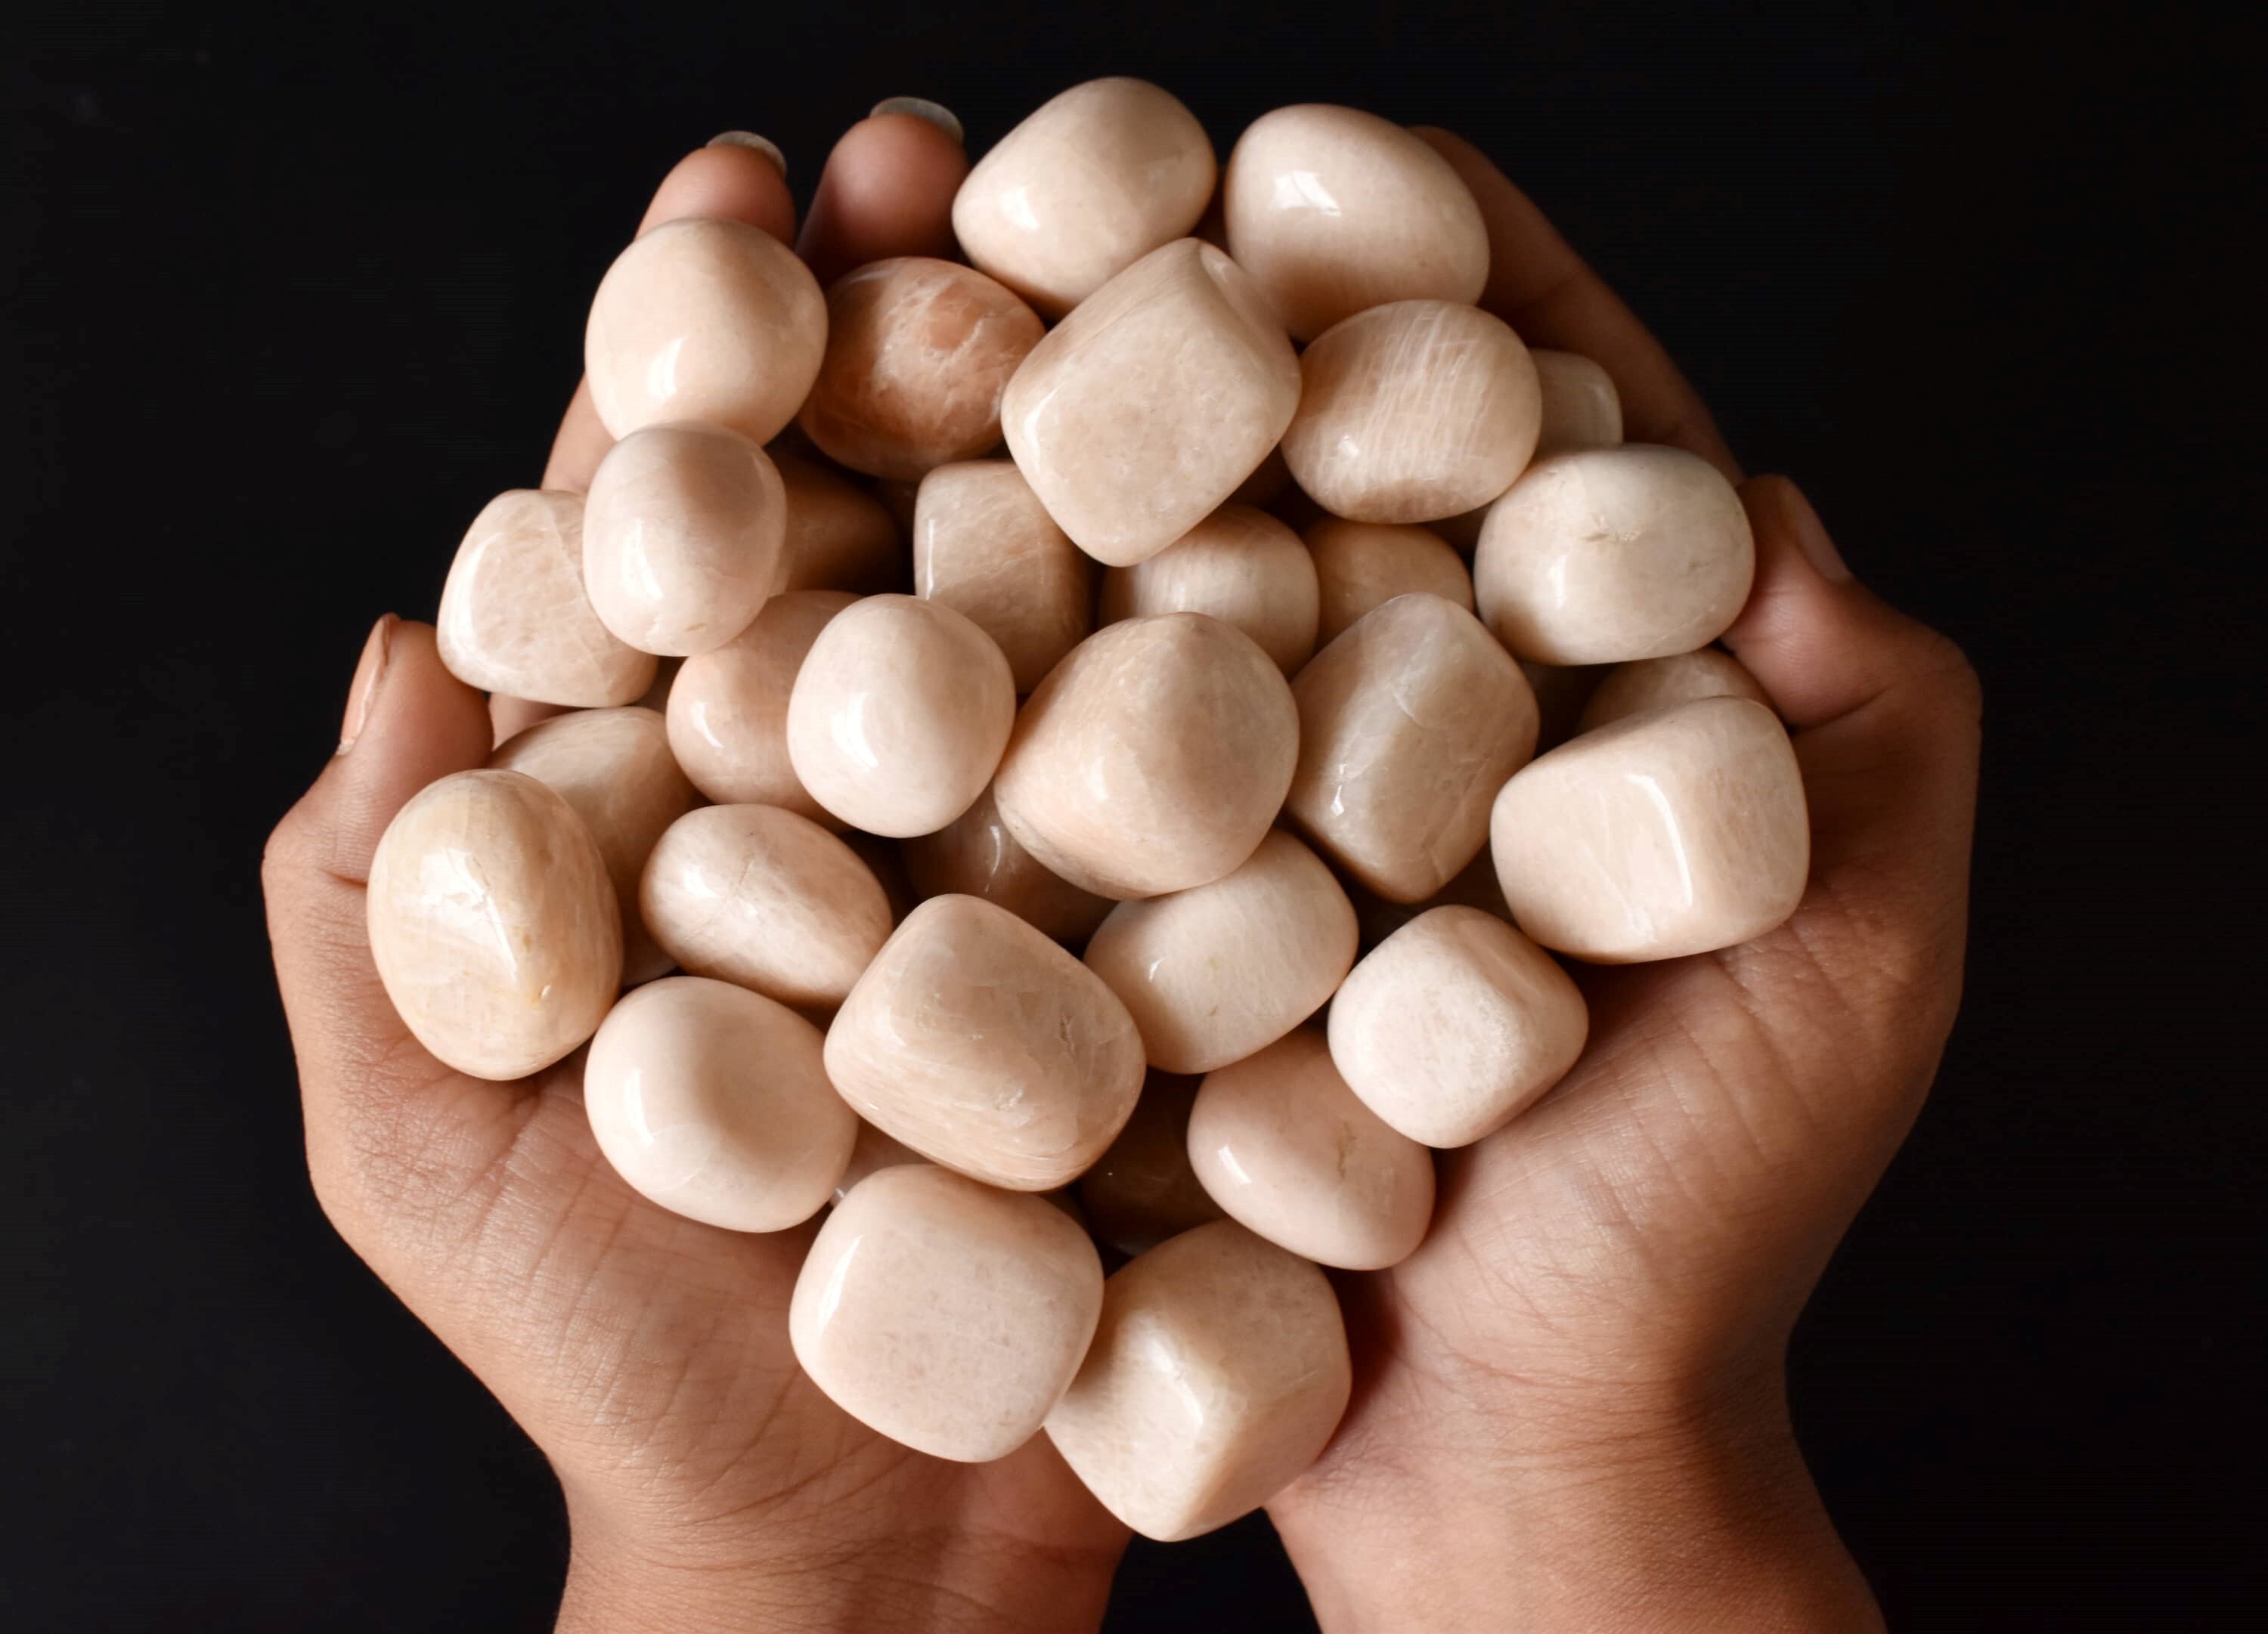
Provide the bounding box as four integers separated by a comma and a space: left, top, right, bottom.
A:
1328, 906, 1588, 1147
584, 976, 855, 1231
792, 1163, 1104, 1461
1098, 506, 1318, 676
913, 461, 1095, 692
1000, 240, 1300, 567
1304, 518, 1473, 644
992, 614, 1299, 899
366, 769, 621, 1081
1490, 697, 1810, 961
785, 595, 1016, 837
1076, 1072, 1224, 1256
1286, 594, 1538, 904
1222, 104, 1489, 342
1045, 1220, 1350, 1540
581, 422, 785, 657
770, 449, 905, 595
899, 781, 1114, 946
952, 78, 1216, 318
1281, 300, 1541, 525
1084, 831, 1357, 1075
1474, 446, 1756, 664
796, 258, 1044, 481
825, 896, 1144, 1191
438, 490, 656, 707
1579, 648, 1769, 732
832, 1119, 925, 1205
638, 804, 891, 1007
1532, 349, 1625, 453
665, 590, 857, 820
584, 216, 826, 447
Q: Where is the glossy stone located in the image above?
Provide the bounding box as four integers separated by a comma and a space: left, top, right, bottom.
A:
366, 769, 621, 1081
438, 490, 657, 707
1045, 1220, 1350, 1540
1084, 831, 1357, 1074
1304, 518, 1473, 645
1474, 446, 1756, 664
1286, 594, 1538, 904
1098, 505, 1318, 676
797, 258, 1044, 481
1532, 349, 1625, 453
900, 782, 1114, 945
584, 216, 826, 447
992, 614, 1299, 899
770, 449, 905, 594
1579, 648, 1769, 732
1347, 846, 1515, 951
794, 1165, 1104, 1462
1000, 240, 1300, 567
584, 976, 855, 1230
826, 895, 1144, 1190
1076, 1071, 1224, 1256
1222, 104, 1489, 342
1490, 697, 1810, 961
951, 78, 1216, 318
832, 1119, 925, 1205
913, 461, 1096, 692
1328, 906, 1588, 1147
666, 590, 857, 820
1281, 300, 1541, 524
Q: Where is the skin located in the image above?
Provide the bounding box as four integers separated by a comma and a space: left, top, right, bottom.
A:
265, 115, 1978, 1633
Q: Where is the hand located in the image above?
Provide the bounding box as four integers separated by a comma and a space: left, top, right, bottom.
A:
1266, 132, 1981, 1633
262, 112, 1129, 1634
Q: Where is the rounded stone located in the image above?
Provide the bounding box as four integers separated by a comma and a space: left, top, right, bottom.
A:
1579, 648, 1769, 732
1075, 1071, 1225, 1256
913, 460, 1095, 692
769, 450, 905, 595
665, 590, 857, 820
1532, 348, 1625, 454
1098, 506, 1319, 676
900, 781, 1114, 946
1304, 518, 1473, 645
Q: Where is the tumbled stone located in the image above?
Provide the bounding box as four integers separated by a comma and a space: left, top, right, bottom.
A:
899, 782, 1114, 945
769, 449, 905, 594
1098, 505, 1318, 676
665, 590, 857, 820
1076, 1071, 1225, 1257
913, 460, 1095, 691
1304, 518, 1473, 645
1531, 348, 1625, 454
1579, 647, 1769, 732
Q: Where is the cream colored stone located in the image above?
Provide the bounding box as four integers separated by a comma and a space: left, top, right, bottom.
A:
1222, 104, 1489, 342
832, 1119, 925, 1205
1304, 518, 1473, 644
366, 769, 621, 1081
785, 595, 1015, 837
1045, 1220, 1349, 1540
582, 422, 785, 657
1475, 446, 1757, 664
797, 258, 1044, 481
825, 895, 1144, 1191
951, 78, 1216, 318
584, 976, 855, 1230
584, 216, 826, 446
1076, 1072, 1224, 1256
1000, 239, 1300, 567
1490, 697, 1810, 961
1188, 1028, 1434, 1270
489, 707, 699, 987
792, 1163, 1104, 1462
1532, 349, 1625, 453
1098, 506, 1318, 676
913, 461, 1095, 692
438, 491, 657, 707
1084, 831, 1356, 1074
1328, 906, 1588, 1147
665, 590, 857, 820
900, 782, 1114, 945
639, 804, 891, 1007
770, 450, 905, 595
1286, 594, 1538, 905
992, 614, 1299, 899
1579, 648, 1768, 732
1282, 300, 1541, 525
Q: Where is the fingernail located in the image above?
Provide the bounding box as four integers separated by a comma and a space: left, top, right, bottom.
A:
705, 131, 786, 178
339, 614, 398, 754
1780, 480, 1851, 583
869, 97, 962, 144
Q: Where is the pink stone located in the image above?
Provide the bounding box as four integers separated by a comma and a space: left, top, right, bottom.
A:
769, 449, 905, 595
913, 460, 1096, 692
832, 1119, 925, 1205
899, 781, 1114, 946
1531, 348, 1625, 453
1076, 1071, 1225, 1256
1303, 517, 1473, 645
665, 590, 857, 820
1579, 648, 1769, 732
1097, 505, 1319, 676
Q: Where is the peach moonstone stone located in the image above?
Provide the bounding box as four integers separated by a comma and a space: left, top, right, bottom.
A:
366, 769, 621, 1081
1491, 697, 1811, 962
913, 461, 1096, 691
1097, 505, 1320, 676
1532, 349, 1625, 453
795, 258, 1044, 481
824, 895, 1145, 1190
1045, 1220, 1351, 1540
951, 77, 1217, 318
1281, 299, 1542, 525
584, 216, 826, 447
584, 976, 855, 1231
1286, 593, 1538, 904
992, 614, 1300, 899
1000, 239, 1300, 567
438, 490, 656, 707
1328, 905, 1588, 1147
1076, 1071, 1225, 1256
832, 1119, 924, 1205
792, 1164, 1105, 1462
1303, 518, 1473, 644
769, 450, 903, 595
1084, 830, 1358, 1075
665, 590, 857, 819
581, 422, 785, 657
899, 782, 1114, 946
1222, 104, 1489, 342
1579, 647, 1769, 732
488, 706, 699, 987
1475, 446, 1756, 664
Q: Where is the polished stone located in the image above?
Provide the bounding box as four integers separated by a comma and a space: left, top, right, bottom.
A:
899, 781, 1114, 945
769, 449, 906, 595
1098, 505, 1318, 676
913, 460, 1095, 692
1304, 518, 1472, 644
1531, 348, 1625, 454
1076, 1071, 1224, 1256
1579, 647, 1769, 732
665, 590, 857, 821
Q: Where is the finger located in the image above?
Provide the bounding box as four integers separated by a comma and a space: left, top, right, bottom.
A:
795, 103, 970, 289
1410, 127, 1740, 480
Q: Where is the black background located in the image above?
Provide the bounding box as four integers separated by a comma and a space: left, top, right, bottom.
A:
3, 2, 2258, 1629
